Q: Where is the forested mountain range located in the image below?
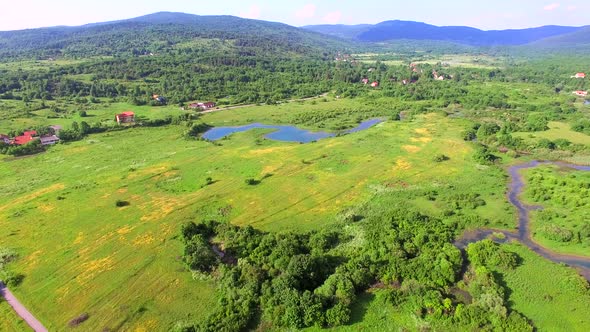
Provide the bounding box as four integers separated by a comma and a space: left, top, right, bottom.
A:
0, 12, 351, 59
304, 21, 588, 46
2, 11, 589, 60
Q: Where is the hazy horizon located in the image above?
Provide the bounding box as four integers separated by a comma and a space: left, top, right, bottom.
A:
0, 0, 589, 32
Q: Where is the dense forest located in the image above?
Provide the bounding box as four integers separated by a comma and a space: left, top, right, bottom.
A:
178, 207, 532, 331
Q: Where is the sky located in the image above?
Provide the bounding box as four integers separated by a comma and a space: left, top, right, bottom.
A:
0, 0, 588, 31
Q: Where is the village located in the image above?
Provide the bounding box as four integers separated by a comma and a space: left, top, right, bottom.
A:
1, 95, 218, 149
1, 67, 587, 152
0, 126, 61, 147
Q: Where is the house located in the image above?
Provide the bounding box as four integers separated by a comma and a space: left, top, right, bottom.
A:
152, 94, 166, 103
402, 79, 408, 85
0, 134, 10, 144
189, 102, 216, 110
574, 91, 588, 97
40, 135, 60, 146
361, 78, 369, 85
573, 73, 586, 79
11, 130, 38, 145
115, 111, 135, 124
13, 135, 35, 145
371, 81, 379, 87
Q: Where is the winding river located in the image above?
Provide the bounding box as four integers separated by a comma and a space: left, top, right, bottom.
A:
455, 161, 590, 280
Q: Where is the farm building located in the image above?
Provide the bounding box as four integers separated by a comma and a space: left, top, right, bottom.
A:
115, 112, 136, 124
40, 135, 60, 146
13, 130, 38, 145
361, 78, 369, 84
371, 81, 379, 87
574, 91, 588, 97
50, 125, 63, 134
573, 73, 586, 78
189, 102, 217, 110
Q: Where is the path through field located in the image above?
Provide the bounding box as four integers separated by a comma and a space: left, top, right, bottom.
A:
0, 282, 47, 332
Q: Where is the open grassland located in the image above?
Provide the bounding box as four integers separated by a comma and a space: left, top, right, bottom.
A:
0, 301, 30, 332
522, 165, 590, 257
514, 121, 590, 146
499, 243, 590, 331
0, 99, 516, 329
0, 100, 190, 133
357, 54, 503, 69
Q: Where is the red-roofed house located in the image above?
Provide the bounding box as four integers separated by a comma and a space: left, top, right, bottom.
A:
573, 73, 586, 78
13, 130, 39, 145
115, 112, 135, 124
574, 91, 588, 97
371, 81, 379, 88
361, 78, 369, 85
13, 135, 35, 145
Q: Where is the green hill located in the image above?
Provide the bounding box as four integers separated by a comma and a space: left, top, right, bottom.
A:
0, 12, 352, 59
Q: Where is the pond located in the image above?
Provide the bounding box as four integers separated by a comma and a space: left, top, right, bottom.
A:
202, 119, 383, 143
456, 161, 590, 280
585, 100, 590, 105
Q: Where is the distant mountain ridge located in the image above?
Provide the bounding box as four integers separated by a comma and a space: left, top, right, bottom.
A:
0, 12, 350, 59
304, 20, 588, 46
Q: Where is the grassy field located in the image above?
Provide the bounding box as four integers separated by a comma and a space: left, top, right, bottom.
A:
0, 100, 190, 133
357, 54, 503, 69
513, 121, 590, 146
499, 243, 590, 331
0, 96, 520, 330
521, 165, 590, 257
0, 301, 30, 332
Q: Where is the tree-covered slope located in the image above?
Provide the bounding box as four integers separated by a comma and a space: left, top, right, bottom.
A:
0, 12, 352, 59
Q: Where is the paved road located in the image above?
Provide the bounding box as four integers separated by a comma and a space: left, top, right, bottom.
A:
1, 282, 48, 332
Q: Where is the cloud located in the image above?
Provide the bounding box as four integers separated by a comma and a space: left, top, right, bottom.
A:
567, 5, 577, 11
240, 5, 261, 19
322, 11, 342, 24
543, 3, 560, 11
295, 4, 317, 19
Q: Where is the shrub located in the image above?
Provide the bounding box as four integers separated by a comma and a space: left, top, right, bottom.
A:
68, 313, 90, 327
433, 154, 449, 162
115, 200, 130, 207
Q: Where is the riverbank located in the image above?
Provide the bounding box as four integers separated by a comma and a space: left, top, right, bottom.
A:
456, 160, 590, 280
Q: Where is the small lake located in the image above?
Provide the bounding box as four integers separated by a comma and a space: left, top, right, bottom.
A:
585, 100, 590, 105
202, 119, 383, 143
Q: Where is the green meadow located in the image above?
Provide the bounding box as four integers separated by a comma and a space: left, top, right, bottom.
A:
0, 301, 29, 332
0, 97, 520, 330
514, 121, 590, 146
498, 243, 590, 331
522, 165, 590, 257
0, 99, 189, 133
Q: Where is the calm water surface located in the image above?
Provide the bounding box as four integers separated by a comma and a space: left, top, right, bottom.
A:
202, 119, 383, 143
